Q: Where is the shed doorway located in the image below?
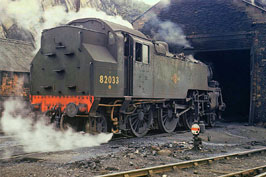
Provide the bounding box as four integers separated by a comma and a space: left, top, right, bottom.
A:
194, 50, 251, 122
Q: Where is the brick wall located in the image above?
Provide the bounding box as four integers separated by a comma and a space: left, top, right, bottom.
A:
141, 0, 256, 37
252, 23, 266, 123
0, 71, 30, 98
137, 0, 266, 52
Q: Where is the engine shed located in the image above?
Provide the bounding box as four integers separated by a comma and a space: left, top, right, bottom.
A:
132, 0, 266, 124
0, 38, 33, 102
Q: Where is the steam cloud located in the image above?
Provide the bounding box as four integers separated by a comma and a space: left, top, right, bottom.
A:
0, 99, 112, 154
249, 0, 266, 5
139, 0, 168, 5
149, 15, 191, 48
0, 0, 132, 50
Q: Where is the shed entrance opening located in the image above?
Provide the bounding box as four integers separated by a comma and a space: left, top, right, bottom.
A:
195, 50, 250, 122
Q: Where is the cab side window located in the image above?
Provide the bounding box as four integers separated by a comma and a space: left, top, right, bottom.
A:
135, 42, 142, 62
135, 42, 149, 64
142, 44, 149, 64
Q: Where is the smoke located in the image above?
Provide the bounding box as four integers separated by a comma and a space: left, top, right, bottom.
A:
258, 0, 266, 5
187, 55, 201, 64
249, 0, 266, 5
0, 99, 112, 155
158, 0, 171, 6
139, 0, 162, 5
0, 0, 132, 51
149, 15, 191, 48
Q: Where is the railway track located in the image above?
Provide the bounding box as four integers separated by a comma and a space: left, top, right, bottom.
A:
220, 165, 266, 177
99, 147, 266, 177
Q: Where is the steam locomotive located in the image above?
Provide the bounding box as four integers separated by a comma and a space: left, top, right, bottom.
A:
30, 18, 225, 137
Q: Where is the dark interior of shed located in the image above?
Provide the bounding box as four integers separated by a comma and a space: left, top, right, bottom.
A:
194, 50, 250, 122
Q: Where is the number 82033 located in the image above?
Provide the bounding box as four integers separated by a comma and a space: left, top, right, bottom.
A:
99, 75, 119, 85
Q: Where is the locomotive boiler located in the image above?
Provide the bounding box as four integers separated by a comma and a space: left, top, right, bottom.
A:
30, 18, 225, 137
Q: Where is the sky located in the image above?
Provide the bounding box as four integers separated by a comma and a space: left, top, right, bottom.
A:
140, 0, 160, 5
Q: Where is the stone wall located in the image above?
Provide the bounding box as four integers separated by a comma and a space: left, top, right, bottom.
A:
140, 0, 264, 37
252, 23, 266, 123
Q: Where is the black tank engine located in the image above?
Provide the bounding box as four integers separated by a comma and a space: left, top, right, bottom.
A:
30, 18, 225, 137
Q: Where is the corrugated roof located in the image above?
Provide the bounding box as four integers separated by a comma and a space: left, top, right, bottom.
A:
0, 38, 34, 72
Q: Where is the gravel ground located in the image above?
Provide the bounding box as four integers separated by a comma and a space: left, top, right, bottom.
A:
0, 122, 266, 177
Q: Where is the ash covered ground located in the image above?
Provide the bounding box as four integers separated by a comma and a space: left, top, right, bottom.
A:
0, 122, 266, 177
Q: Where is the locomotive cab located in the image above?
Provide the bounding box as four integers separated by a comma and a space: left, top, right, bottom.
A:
123, 33, 154, 97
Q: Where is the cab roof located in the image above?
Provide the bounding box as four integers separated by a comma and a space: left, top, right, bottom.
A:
68, 18, 148, 39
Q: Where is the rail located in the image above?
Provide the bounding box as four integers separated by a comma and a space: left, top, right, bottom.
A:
98, 147, 266, 177
220, 165, 266, 177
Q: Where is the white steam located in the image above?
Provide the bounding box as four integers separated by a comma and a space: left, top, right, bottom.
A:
1, 99, 112, 154
187, 55, 201, 64
159, 0, 171, 6
139, 0, 160, 5
150, 15, 191, 48
250, 0, 266, 5
258, 0, 266, 5
0, 0, 132, 50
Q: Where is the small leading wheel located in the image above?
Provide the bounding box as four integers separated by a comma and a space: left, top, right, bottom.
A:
207, 113, 216, 127
60, 115, 79, 131
128, 106, 152, 137
158, 107, 178, 133
95, 115, 108, 133
85, 115, 108, 133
